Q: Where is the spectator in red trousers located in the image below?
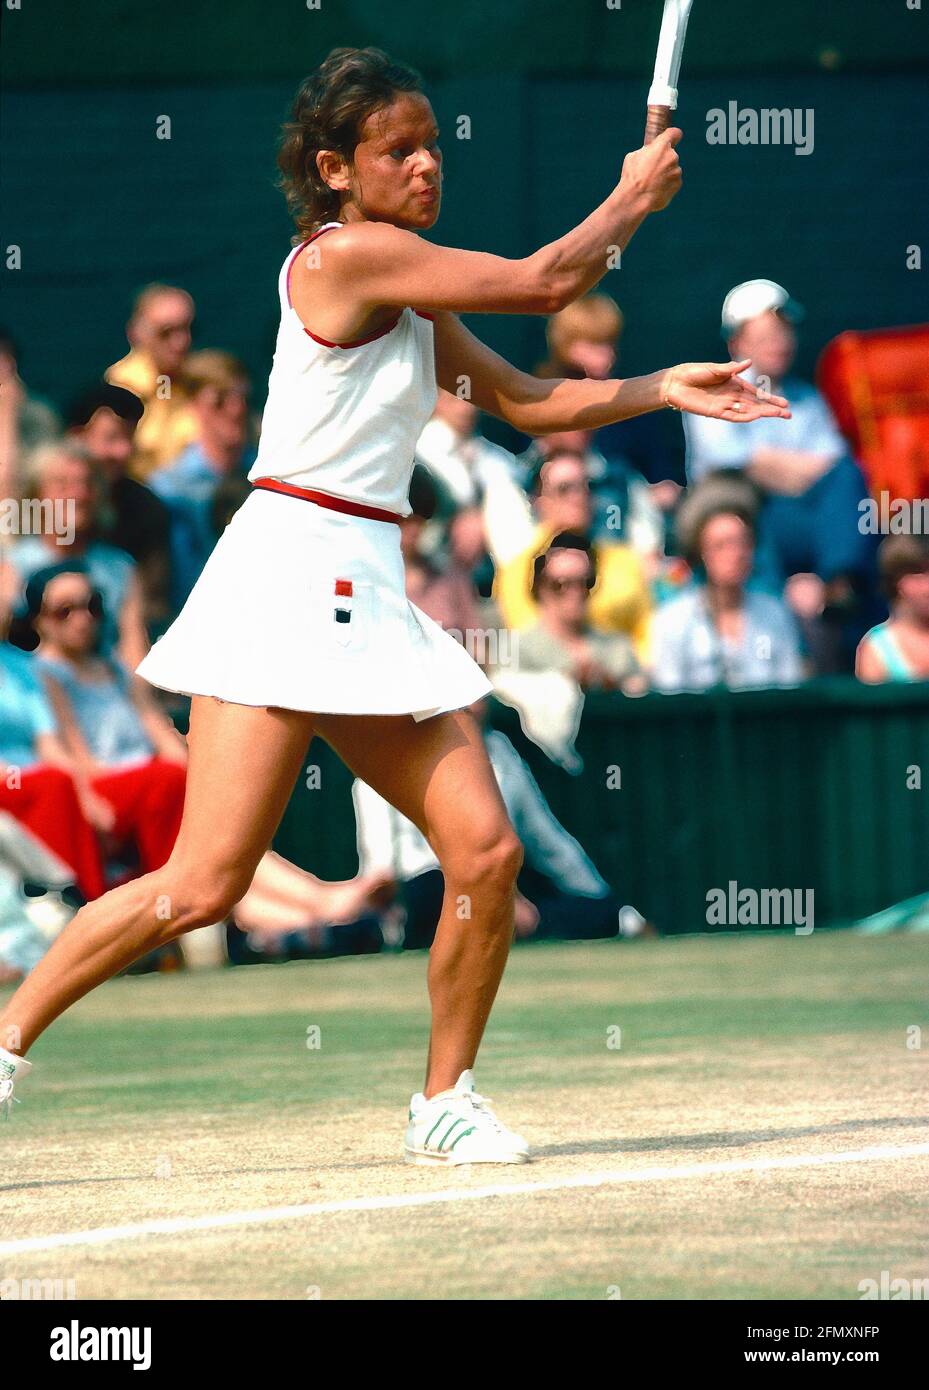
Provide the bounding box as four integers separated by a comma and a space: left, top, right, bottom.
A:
20, 562, 188, 879
0, 617, 107, 901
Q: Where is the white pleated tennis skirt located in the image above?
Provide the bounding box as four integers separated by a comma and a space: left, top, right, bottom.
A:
134, 485, 493, 722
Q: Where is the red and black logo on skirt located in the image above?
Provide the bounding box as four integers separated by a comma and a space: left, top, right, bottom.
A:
333, 577, 353, 625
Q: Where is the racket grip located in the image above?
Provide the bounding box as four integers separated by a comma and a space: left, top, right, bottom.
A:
644, 104, 671, 145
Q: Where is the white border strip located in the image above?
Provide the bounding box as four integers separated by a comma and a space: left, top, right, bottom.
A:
3, 1142, 928, 1257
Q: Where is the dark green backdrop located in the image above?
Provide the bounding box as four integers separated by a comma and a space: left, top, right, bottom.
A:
2, 1, 927, 449
4, 0, 928, 85
275, 681, 929, 933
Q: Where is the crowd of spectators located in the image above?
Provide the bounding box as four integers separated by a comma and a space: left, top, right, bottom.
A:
0, 274, 919, 976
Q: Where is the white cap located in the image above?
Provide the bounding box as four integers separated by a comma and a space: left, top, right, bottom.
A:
721, 279, 805, 337
618, 905, 648, 938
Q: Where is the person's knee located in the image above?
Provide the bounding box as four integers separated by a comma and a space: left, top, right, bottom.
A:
441, 825, 523, 895
150, 861, 252, 939
497, 831, 525, 883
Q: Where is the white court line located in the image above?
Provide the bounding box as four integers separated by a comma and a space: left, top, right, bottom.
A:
3, 1141, 928, 1257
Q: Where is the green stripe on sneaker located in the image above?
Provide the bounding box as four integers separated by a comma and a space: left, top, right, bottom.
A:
437, 1117, 466, 1151
424, 1110, 450, 1148
447, 1126, 476, 1152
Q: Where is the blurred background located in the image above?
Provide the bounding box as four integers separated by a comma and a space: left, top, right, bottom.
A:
1, 0, 928, 980
3, 0, 926, 410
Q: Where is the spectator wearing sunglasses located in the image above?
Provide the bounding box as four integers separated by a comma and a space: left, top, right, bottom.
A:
516, 534, 644, 693
0, 442, 150, 674
492, 448, 652, 655
105, 283, 199, 480
25, 562, 188, 877
148, 351, 258, 614
0, 607, 108, 902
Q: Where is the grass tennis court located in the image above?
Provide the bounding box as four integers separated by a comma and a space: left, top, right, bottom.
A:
2, 931, 927, 1300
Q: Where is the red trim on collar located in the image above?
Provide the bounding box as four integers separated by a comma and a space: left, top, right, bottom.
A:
287, 225, 432, 346
303, 310, 404, 349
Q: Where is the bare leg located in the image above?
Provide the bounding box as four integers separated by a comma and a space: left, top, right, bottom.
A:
233, 849, 388, 930
315, 707, 523, 1097
246, 850, 331, 910
0, 698, 315, 1055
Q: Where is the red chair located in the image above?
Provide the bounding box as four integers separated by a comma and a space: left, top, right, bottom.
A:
816, 325, 929, 501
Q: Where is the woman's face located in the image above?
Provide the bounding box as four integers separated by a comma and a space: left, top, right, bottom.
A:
193, 381, 250, 452
536, 547, 593, 627
40, 456, 96, 533
36, 572, 101, 656
730, 311, 796, 384
537, 454, 592, 533
700, 513, 754, 589
326, 92, 442, 230
898, 568, 929, 621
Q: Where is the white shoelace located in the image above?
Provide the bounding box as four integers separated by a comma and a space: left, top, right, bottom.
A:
417, 1083, 513, 1134
463, 1088, 510, 1137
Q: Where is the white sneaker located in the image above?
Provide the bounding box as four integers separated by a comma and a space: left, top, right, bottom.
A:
0, 1046, 32, 1120
404, 1069, 529, 1165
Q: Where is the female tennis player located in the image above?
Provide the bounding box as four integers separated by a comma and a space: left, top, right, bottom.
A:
0, 47, 789, 1164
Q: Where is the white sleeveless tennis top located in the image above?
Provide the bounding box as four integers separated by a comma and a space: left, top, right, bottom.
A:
247, 221, 438, 518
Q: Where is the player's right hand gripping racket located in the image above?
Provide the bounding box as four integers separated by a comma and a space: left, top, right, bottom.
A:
645, 0, 694, 144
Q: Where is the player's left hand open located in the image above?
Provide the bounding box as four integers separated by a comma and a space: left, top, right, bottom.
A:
662, 358, 791, 422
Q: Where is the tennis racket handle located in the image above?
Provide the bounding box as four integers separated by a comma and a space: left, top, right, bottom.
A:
644, 104, 671, 144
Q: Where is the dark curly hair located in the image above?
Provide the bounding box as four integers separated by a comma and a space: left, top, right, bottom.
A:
277, 46, 425, 244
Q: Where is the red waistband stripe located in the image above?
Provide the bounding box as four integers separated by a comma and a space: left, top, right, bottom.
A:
250, 477, 402, 524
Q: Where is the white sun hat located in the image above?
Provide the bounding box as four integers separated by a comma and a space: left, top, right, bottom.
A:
721, 279, 806, 336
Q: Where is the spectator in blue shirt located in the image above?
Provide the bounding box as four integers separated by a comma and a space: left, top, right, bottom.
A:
22, 562, 188, 879
0, 624, 108, 901
683, 279, 878, 670
148, 350, 257, 614
650, 498, 804, 692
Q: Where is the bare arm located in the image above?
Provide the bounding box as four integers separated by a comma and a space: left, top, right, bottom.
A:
36, 683, 118, 833
132, 684, 188, 763
34, 726, 86, 775
855, 637, 888, 684
527, 134, 683, 306
318, 135, 682, 318
434, 310, 666, 431
40, 672, 97, 773
116, 569, 150, 674
433, 313, 791, 435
